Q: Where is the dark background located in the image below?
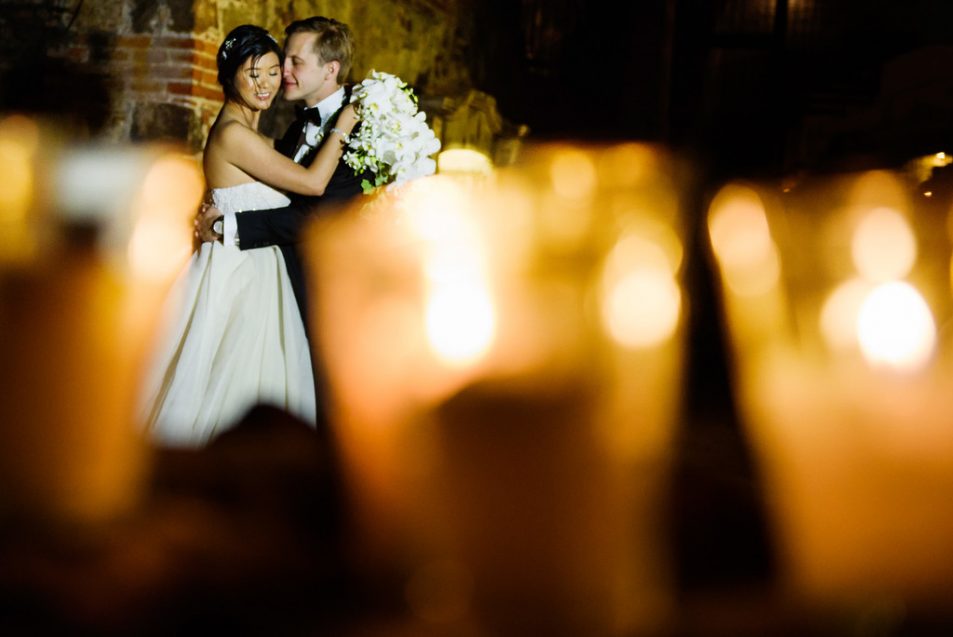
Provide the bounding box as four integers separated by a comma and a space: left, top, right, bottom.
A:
471, 0, 953, 179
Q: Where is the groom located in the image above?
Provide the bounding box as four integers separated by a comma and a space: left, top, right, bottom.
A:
199, 16, 365, 323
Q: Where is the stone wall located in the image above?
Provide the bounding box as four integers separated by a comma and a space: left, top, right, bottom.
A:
0, 0, 486, 153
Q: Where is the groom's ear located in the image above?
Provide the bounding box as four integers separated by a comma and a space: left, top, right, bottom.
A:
326, 60, 341, 81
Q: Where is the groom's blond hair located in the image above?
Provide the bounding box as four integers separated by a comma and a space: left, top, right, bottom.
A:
285, 16, 354, 84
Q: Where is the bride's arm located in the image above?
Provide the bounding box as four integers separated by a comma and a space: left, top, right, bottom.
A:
217, 105, 359, 196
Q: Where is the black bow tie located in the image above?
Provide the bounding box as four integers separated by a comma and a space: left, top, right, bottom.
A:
295, 105, 322, 126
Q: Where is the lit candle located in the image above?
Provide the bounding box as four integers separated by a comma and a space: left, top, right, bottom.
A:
709, 169, 953, 609
304, 143, 687, 634
0, 118, 201, 524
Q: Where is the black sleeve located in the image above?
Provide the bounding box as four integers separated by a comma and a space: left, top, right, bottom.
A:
275, 119, 304, 159
235, 200, 315, 250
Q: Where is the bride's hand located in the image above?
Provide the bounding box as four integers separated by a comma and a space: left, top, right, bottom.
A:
193, 191, 213, 239
195, 203, 223, 243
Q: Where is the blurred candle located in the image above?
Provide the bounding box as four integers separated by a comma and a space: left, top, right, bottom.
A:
709, 170, 953, 611
304, 143, 687, 635
0, 120, 201, 525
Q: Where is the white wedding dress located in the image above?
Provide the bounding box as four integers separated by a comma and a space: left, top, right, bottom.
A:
141, 181, 316, 446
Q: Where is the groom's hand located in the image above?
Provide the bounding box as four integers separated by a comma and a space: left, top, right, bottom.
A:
195, 202, 223, 243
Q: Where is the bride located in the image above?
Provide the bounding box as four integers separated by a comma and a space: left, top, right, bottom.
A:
141, 25, 358, 446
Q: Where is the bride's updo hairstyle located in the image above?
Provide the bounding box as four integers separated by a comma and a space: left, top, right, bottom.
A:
216, 24, 283, 103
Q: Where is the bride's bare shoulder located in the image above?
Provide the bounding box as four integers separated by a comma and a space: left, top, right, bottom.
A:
208, 117, 249, 143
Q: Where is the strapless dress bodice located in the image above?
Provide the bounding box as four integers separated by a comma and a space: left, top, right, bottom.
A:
211, 182, 290, 215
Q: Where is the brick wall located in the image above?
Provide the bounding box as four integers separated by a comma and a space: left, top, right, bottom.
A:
0, 0, 470, 152
112, 32, 223, 151
0, 0, 506, 156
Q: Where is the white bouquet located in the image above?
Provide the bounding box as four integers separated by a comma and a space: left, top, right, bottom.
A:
345, 70, 441, 193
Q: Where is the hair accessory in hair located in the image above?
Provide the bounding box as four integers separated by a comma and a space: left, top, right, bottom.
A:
221, 37, 236, 60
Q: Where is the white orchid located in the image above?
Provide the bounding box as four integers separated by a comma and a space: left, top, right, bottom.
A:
346, 70, 441, 193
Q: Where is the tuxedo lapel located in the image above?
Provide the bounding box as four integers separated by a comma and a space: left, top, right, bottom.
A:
275, 117, 305, 159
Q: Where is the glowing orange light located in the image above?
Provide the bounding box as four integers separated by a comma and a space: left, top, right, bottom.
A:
550, 149, 596, 199
602, 265, 681, 349
437, 148, 493, 175
857, 281, 935, 371
851, 207, 916, 282
127, 153, 203, 282
425, 281, 496, 366
708, 184, 781, 296
819, 278, 873, 351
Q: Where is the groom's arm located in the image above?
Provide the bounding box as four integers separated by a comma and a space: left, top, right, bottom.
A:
200, 201, 314, 248
233, 201, 314, 249
200, 170, 365, 248
229, 171, 367, 248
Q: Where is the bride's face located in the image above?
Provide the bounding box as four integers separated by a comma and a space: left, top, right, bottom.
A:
234, 52, 282, 110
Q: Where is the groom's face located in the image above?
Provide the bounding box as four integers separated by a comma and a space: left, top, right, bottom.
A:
282, 31, 337, 107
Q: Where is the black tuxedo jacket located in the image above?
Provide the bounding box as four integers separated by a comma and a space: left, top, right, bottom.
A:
236, 85, 365, 324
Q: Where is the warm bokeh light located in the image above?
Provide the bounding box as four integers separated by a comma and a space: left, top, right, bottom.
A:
819, 278, 873, 351
0, 118, 37, 220
709, 166, 953, 606
600, 230, 683, 348
0, 139, 196, 526
857, 281, 936, 371
437, 147, 493, 175
596, 143, 661, 188
847, 170, 909, 215
394, 176, 498, 367
550, 149, 596, 199
538, 189, 593, 251
616, 221, 684, 274
708, 184, 781, 296
0, 115, 41, 262
127, 153, 203, 282
0, 138, 34, 216
304, 143, 685, 636
850, 207, 916, 281
425, 281, 496, 366
401, 176, 475, 242
607, 233, 674, 276
602, 265, 681, 349
0, 113, 40, 152
715, 247, 779, 298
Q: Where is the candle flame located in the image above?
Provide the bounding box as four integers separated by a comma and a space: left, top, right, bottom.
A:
857, 281, 935, 371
